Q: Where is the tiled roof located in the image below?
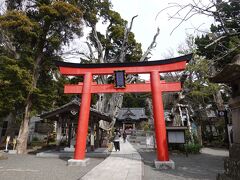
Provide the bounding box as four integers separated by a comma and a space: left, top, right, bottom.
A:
117, 108, 148, 121
40, 99, 111, 122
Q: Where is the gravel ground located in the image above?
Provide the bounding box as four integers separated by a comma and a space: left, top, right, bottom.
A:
0, 154, 104, 180
132, 144, 227, 180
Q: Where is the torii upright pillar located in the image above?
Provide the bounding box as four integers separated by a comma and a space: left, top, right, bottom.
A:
56, 54, 191, 168
151, 71, 169, 161
74, 72, 92, 160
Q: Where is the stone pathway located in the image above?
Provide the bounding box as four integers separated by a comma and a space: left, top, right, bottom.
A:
200, 147, 229, 156
132, 143, 228, 180
0, 143, 228, 180
81, 139, 143, 180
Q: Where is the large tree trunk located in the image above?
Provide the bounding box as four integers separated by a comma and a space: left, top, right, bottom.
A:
146, 98, 154, 126
16, 97, 31, 154
96, 87, 124, 130
16, 54, 41, 154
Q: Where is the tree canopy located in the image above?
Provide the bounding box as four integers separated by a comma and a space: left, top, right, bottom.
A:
195, 0, 240, 70
0, 0, 84, 153
75, 0, 143, 64
0, 0, 157, 152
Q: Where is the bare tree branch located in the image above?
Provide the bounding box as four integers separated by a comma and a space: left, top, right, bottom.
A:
170, 6, 195, 35
139, 27, 160, 62
118, 15, 138, 62
156, 0, 217, 35
126, 74, 138, 84
92, 25, 104, 63
85, 41, 96, 63
156, 0, 240, 63
205, 32, 240, 48
214, 44, 240, 62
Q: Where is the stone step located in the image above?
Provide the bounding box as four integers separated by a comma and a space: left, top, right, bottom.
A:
132, 131, 154, 136
140, 141, 147, 145
135, 136, 146, 140
128, 139, 141, 143
128, 136, 137, 139
128, 137, 146, 141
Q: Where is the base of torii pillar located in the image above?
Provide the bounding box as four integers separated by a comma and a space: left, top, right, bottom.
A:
154, 160, 175, 169
67, 158, 90, 166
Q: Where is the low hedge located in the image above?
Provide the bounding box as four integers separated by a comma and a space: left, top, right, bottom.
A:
184, 143, 202, 154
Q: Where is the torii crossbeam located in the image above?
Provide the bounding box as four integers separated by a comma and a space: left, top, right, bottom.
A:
55, 54, 191, 164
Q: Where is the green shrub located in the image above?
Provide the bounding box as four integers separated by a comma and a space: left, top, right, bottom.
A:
30, 141, 44, 147
32, 136, 39, 142
143, 122, 150, 132
184, 143, 202, 154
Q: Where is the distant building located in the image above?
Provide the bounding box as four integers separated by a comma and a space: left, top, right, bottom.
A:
115, 108, 148, 131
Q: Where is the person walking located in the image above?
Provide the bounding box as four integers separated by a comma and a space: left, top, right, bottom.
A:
113, 132, 120, 151
123, 131, 127, 143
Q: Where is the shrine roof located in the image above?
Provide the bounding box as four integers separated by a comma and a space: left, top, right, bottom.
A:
55, 54, 192, 68
40, 99, 111, 122
117, 108, 147, 121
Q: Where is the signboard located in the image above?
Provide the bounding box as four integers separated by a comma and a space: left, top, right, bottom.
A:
168, 131, 185, 144
114, 70, 126, 88
218, 110, 226, 117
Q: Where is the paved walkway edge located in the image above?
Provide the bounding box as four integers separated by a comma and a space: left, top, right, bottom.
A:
81, 140, 143, 180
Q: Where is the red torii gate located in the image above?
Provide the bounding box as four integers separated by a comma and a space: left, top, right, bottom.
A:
56, 54, 191, 164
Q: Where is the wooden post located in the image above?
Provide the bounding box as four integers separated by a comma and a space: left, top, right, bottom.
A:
96, 122, 100, 148
74, 72, 92, 160
56, 117, 62, 146
150, 71, 169, 161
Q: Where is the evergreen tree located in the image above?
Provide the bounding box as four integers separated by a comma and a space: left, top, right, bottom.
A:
0, 0, 83, 153
195, 0, 240, 70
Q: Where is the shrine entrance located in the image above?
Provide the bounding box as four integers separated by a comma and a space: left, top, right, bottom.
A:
55, 54, 191, 165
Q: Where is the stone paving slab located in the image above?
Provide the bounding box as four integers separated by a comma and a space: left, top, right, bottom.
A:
36, 148, 110, 158
81, 140, 143, 180
200, 147, 229, 156
0, 154, 104, 180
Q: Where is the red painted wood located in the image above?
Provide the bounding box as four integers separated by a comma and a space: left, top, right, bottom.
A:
59, 61, 186, 75
64, 82, 181, 94
151, 71, 169, 161
58, 58, 188, 162
74, 72, 92, 160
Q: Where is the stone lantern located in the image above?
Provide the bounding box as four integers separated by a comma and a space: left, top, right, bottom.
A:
210, 54, 240, 180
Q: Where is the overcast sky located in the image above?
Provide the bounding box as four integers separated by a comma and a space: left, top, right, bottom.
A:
111, 0, 214, 59
0, 0, 215, 61
62, 0, 215, 63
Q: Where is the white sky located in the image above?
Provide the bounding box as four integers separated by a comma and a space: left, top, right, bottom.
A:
0, 0, 214, 61
111, 0, 214, 59
63, 0, 214, 64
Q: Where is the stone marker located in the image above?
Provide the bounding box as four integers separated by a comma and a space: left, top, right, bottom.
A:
4, 136, 10, 152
